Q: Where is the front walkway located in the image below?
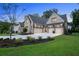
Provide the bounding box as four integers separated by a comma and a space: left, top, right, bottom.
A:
0, 33, 61, 39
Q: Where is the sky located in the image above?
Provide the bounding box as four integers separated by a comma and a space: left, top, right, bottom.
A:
0, 3, 79, 22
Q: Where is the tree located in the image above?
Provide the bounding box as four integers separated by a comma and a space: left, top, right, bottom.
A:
23, 28, 27, 33
42, 9, 58, 18
0, 3, 26, 39
0, 21, 11, 34
71, 9, 79, 32
0, 3, 18, 39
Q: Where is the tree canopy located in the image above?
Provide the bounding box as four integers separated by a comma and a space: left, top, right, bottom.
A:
71, 9, 79, 27
71, 9, 79, 32
42, 9, 58, 18
0, 21, 11, 34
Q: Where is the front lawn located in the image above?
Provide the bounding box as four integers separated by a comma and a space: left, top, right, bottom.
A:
0, 34, 16, 36
0, 33, 79, 56
0, 34, 10, 36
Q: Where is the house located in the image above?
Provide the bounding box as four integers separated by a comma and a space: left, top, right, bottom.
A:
68, 22, 72, 30
13, 12, 68, 35
23, 12, 68, 35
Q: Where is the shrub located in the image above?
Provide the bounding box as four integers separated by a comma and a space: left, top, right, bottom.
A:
38, 36, 42, 40
4, 38, 10, 40
3, 38, 10, 42
27, 36, 33, 41
23, 28, 27, 33
72, 26, 79, 32
11, 44, 17, 47
0, 38, 3, 41
16, 38, 23, 43
47, 36, 55, 40
13, 38, 16, 41
53, 31, 55, 33
52, 37, 55, 40
15, 38, 23, 46
68, 29, 72, 34
74, 27, 79, 32
47, 36, 51, 40
1, 43, 9, 47
31, 37, 36, 43
1, 44, 7, 47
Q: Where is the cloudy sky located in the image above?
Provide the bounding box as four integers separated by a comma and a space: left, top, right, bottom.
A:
0, 3, 79, 22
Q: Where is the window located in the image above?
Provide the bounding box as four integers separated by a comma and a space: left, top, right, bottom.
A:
55, 25, 60, 27
55, 24, 63, 28
48, 25, 53, 28
51, 17, 57, 22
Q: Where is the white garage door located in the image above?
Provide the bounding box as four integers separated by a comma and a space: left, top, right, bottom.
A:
55, 28, 64, 35
49, 28, 64, 35
49, 28, 54, 33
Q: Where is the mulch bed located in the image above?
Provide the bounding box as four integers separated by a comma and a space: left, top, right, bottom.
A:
0, 38, 54, 48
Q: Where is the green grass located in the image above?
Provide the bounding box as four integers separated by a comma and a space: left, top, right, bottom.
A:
0, 33, 79, 56
0, 34, 10, 36
0, 34, 16, 36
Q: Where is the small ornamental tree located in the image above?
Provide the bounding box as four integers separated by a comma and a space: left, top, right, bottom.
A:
23, 28, 27, 33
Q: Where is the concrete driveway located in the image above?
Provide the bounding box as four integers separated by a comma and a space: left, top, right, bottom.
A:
0, 33, 61, 39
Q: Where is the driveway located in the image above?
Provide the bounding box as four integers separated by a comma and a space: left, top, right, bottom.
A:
0, 33, 61, 39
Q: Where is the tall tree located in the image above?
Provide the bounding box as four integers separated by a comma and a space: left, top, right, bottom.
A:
0, 21, 11, 34
0, 3, 26, 39
1, 3, 18, 39
71, 9, 79, 31
42, 9, 58, 18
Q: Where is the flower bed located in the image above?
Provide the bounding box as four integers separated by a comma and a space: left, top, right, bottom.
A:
0, 36, 55, 48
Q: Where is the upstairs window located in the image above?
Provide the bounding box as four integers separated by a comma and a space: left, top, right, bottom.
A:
51, 17, 57, 22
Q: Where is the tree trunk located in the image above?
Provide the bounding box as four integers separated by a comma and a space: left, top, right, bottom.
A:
10, 32, 12, 39
64, 22, 68, 34
10, 24, 12, 39
53, 24, 55, 33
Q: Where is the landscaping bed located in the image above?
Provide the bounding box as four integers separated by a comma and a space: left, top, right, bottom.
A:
0, 37, 54, 48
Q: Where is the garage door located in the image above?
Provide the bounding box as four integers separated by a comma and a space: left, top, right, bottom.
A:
48, 28, 64, 35
55, 28, 64, 35
49, 28, 54, 33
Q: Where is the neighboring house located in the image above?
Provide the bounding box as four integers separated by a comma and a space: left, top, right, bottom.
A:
23, 12, 68, 35
67, 22, 72, 30
13, 22, 24, 33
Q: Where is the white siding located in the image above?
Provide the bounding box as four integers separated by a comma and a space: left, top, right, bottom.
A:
48, 28, 54, 33
34, 28, 42, 33
55, 28, 64, 35
47, 13, 64, 24
13, 25, 23, 33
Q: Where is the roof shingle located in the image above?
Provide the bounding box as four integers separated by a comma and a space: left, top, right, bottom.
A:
25, 14, 67, 25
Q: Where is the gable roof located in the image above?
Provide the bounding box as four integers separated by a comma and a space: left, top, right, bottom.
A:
25, 13, 67, 25
13, 22, 24, 27
19, 22, 24, 27
26, 15, 48, 25
59, 14, 67, 22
